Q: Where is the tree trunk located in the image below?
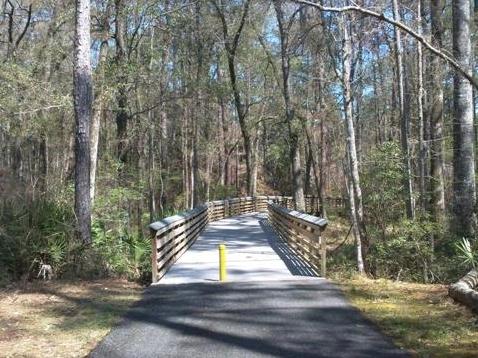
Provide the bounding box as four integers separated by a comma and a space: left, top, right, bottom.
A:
318, 62, 327, 216
342, 13, 368, 270
305, 146, 312, 195
305, 128, 322, 215
235, 145, 239, 192
114, 0, 128, 164
205, 151, 211, 201
417, 0, 427, 210
192, 121, 200, 207
192, 1, 202, 208
452, 0, 476, 238
251, 136, 258, 196
39, 136, 48, 193
218, 58, 229, 186
392, 0, 415, 219
227, 51, 254, 196
429, 0, 446, 225
345, 159, 364, 275
212, 0, 253, 195
182, 109, 189, 209
290, 137, 305, 211
148, 29, 156, 222
73, 0, 92, 245
90, 40, 108, 202
274, 0, 305, 211
449, 269, 478, 311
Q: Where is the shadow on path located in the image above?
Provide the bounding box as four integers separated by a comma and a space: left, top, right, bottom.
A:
91, 280, 409, 358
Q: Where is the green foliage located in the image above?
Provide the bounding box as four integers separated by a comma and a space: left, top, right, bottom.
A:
0, 175, 154, 285
327, 244, 358, 279
0, 61, 71, 137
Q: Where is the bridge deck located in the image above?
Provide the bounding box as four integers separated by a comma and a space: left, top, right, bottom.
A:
158, 212, 318, 284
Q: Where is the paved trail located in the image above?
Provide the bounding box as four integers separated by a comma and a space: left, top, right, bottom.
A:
91, 213, 408, 358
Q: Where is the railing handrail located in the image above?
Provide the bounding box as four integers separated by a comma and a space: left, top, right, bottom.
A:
267, 202, 328, 277
268, 204, 328, 231
149, 204, 208, 235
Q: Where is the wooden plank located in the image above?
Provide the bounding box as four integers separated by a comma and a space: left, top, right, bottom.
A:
157, 212, 208, 263
271, 204, 327, 231
156, 215, 208, 270
271, 214, 320, 262
153, 212, 208, 280
267, 202, 325, 274
151, 229, 158, 283
156, 210, 208, 250
150, 205, 208, 236
156, 209, 207, 248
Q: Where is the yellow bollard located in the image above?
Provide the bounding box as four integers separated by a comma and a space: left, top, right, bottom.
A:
219, 243, 227, 282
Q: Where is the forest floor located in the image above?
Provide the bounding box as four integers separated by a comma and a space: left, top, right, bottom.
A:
0, 279, 142, 357
338, 276, 478, 357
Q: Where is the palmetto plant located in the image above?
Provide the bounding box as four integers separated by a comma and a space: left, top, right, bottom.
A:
455, 238, 477, 269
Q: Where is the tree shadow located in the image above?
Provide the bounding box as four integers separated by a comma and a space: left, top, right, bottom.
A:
90, 280, 410, 358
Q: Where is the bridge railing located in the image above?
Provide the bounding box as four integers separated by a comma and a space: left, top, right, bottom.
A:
149, 195, 331, 283
207, 196, 295, 220
149, 205, 209, 282
268, 202, 328, 277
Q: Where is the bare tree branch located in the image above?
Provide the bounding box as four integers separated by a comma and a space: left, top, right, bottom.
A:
289, 0, 478, 89
15, 3, 32, 48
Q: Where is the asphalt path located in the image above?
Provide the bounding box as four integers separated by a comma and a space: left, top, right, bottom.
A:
91, 213, 409, 358
91, 280, 408, 358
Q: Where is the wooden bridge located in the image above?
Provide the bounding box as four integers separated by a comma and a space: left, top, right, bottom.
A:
92, 196, 408, 358
149, 196, 329, 284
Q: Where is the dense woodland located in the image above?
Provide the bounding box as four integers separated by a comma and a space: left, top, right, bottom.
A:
1, 0, 478, 285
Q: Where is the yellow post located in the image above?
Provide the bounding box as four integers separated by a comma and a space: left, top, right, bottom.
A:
219, 243, 227, 282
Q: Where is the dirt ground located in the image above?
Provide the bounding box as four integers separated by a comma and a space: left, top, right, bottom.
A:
0, 279, 142, 358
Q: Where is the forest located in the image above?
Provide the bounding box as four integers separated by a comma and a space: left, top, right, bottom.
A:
0, 0, 478, 290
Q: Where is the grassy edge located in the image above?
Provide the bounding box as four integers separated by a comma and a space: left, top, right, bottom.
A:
335, 276, 478, 357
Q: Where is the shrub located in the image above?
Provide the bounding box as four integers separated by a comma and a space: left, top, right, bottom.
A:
91, 221, 151, 281
367, 216, 437, 282
91, 184, 152, 282
0, 195, 75, 283
361, 142, 437, 282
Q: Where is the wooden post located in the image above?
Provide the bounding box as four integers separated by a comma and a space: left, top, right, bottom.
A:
320, 233, 326, 278
151, 230, 158, 283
